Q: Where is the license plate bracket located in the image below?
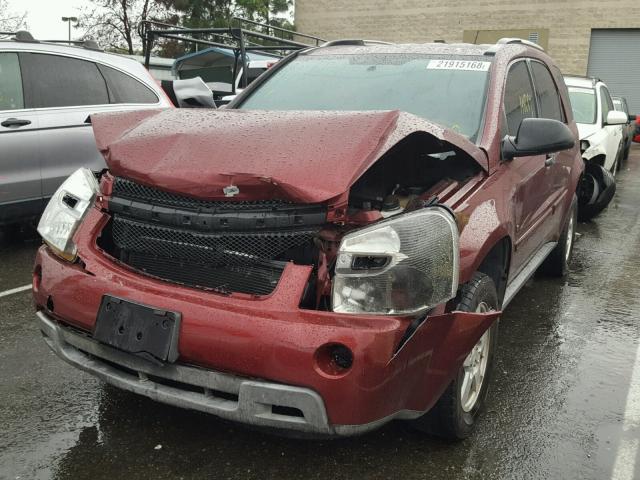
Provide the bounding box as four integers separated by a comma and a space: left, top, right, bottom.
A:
94, 295, 181, 363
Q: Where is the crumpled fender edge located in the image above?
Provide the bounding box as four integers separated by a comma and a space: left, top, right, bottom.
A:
394, 308, 501, 414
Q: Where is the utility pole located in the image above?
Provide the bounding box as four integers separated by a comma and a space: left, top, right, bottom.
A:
61, 16, 78, 43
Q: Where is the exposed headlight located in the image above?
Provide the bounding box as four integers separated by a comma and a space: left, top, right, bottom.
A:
37, 168, 99, 261
332, 207, 459, 315
580, 140, 590, 153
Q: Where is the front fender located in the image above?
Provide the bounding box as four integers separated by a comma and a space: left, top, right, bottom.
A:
582, 144, 607, 163
399, 309, 501, 414
457, 199, 511, 285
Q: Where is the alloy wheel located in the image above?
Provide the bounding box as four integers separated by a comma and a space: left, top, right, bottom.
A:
460, 302, 491, 412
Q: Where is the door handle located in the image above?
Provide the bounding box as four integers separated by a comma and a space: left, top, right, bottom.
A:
1, 118, 32, 128
545, 154, 557, 167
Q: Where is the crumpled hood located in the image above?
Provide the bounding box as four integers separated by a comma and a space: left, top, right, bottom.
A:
91, 109, 488, 203
576, 122, 598, 141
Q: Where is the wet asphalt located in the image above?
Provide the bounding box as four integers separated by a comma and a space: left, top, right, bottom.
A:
1, 150, 640, 480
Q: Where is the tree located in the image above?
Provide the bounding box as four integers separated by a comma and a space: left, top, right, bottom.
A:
235, 0, 292, 30
158, 0, 237, 28
0, 0, 28, 33
79, 0, 173, 54
160, 0, 292, 30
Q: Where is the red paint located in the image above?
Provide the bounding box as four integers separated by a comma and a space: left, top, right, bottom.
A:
34, 43, 583, 429
90, 109, 488, 204
33, 207, 499, 425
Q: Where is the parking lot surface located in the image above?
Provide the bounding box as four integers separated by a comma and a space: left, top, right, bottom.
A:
1, 149, 640, 480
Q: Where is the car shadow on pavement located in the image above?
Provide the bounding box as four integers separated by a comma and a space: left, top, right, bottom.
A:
52, 383, 476, 480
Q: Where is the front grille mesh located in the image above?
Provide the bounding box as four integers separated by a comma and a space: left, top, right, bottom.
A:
123, 252, 285, 296
112, 216, 316, 269
103, 178, 323, 296
112, 177, 291, 212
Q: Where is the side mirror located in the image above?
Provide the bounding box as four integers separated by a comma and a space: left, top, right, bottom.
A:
502, 118, 575, 160
606, 110, 628, 125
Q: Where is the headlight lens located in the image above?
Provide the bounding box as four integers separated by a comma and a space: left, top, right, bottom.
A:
580, 140, 590, 153
332, 207, 459, 315
37, 168, 99, 261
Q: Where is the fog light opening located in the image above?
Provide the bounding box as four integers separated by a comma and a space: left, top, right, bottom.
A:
331, 345, 353, 370
314, 343, 354, 377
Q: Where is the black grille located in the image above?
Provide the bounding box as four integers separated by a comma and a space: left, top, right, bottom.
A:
124, 251, 286, 296
112, 177, 291, 212
112, 216, 316, 269
103, 178, 324, 296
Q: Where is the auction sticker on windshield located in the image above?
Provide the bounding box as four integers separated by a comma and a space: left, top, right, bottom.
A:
427, 60, 491, 71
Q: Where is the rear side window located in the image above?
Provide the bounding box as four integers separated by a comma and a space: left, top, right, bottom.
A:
504, 61, 537, 135
0, 52, 24, 111
97, 64, 158, 104
20, 53, 109, 108
530, 61, 564, 121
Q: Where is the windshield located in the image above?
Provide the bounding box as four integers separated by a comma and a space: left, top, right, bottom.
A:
238, 54, 491, 141
568, 87, 597, 124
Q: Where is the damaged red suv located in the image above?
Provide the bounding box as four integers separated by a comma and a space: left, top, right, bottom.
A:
33, 39, 582, 439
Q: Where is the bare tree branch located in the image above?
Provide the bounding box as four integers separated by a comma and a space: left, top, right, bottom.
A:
0, 0, 28, 32
78, 0, 173, 54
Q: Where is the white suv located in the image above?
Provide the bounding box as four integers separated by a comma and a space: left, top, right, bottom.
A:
564, 75, 628, 173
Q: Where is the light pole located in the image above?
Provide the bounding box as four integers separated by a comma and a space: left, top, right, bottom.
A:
61, 16, 78, 42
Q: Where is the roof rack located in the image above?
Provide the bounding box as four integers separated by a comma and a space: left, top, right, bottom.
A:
40, 39, 102, 51
2, 30, 103, 51
484, 37, 545, 55
321, 39, 394, 47
140, 18, 326, 92
0, 30, 37, 42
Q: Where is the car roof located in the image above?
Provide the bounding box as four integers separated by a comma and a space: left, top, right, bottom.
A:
564, 75, 602, 89
0, 38, 147, 73
304, 43, 490, 56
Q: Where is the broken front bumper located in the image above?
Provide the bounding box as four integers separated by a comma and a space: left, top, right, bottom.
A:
37, 311, 337, 436
32, 208, 500, 436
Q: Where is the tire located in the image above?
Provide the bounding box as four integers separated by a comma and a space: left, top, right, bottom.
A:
542, 195, 577, 277
578, 162, 616, 221
411, 273, 499, 440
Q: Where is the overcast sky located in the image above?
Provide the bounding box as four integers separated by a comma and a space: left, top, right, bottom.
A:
6, 0, 86, 40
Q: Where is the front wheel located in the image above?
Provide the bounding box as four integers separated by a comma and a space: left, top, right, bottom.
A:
578, 162, 616, 221
411, 273, 499, 440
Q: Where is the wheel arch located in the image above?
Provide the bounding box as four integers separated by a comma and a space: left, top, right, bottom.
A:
459, 221, 512, 307
585, 153, 607, 168
474, 236, 512, 306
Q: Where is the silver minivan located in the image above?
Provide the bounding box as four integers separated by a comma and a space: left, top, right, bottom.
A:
0, 34, 172, 226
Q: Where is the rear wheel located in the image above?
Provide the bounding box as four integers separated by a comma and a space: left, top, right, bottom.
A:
411, 273, 499, 440
542, 195, 577, 277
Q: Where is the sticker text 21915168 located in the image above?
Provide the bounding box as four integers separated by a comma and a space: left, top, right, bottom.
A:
427, 60, 491, 71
